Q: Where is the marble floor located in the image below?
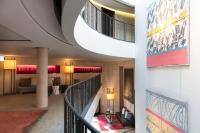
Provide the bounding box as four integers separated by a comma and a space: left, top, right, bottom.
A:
0, 94, 134, 133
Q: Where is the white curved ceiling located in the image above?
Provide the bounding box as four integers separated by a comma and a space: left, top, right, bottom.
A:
0, 0, 134, 61
0, 25, 28, 41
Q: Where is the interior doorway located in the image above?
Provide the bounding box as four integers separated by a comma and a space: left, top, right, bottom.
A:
101, 7, 114, 37
119, 66, 135, 128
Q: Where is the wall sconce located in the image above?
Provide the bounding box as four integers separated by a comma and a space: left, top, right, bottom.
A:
107, 88, 115, 113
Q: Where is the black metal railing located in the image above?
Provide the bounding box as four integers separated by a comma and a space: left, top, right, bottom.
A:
81, 1, 135, 42
64, 75, 101, 133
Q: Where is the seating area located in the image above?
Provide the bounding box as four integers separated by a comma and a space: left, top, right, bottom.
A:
1, 0, 198, 132
16, 78, 36, 94
15, 76, 68, 96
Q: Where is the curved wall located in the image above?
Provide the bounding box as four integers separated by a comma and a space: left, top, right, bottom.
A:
74, 16, 135, 58
62, 0, 135, 58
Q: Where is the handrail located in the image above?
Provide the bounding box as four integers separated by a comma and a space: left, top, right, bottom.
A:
81, 1, 135, 42
64, 75, 101, 133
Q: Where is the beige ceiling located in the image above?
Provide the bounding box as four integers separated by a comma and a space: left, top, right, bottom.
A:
0, 25, 28, 41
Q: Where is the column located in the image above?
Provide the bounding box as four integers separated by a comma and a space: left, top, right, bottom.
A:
37, 47, 48, 108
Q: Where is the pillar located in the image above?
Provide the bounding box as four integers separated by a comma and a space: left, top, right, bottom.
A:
37, 47, 48, 108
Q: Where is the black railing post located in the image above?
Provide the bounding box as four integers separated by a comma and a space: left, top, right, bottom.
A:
64, 99, 66, 133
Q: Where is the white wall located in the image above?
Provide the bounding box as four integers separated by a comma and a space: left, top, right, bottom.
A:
135, 0, 200, 133
100, 60, 134, 113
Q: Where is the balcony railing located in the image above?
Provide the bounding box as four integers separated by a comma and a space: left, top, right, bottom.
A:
64, 75, 101, 133
81, 1, 135, 43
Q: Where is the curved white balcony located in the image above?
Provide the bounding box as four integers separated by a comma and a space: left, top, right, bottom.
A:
74, 16, 135, 58
62, 0, 136, 58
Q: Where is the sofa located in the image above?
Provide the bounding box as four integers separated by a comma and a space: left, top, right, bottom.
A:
16, 78, 36, 94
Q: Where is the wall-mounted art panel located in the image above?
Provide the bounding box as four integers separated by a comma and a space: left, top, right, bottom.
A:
16, 65, 60, 74
147, 0, 189, 67
146, 90, 188, 133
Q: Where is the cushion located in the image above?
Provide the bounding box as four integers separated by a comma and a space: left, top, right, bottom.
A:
19, 78, 32, 87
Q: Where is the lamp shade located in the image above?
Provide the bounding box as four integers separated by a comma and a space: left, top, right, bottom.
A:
4, 59, 16, 70
107, 93, 114, 100
64, 65, 74, 73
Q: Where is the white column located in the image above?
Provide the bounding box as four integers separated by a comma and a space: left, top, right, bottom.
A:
37, 47, 48, 108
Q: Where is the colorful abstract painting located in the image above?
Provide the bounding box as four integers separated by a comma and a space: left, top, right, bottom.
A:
147, 0, 189, 67
146, 90, 188, 133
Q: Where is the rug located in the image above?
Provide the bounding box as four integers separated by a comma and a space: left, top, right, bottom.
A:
0, 110, 46, 133
97, 115, 124, 130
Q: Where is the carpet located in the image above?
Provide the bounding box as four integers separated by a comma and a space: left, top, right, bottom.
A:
0, 110, 46, 133
97, 115, 124, 130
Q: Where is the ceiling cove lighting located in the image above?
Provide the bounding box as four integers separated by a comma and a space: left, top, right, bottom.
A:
90, 0, 134, 18
16, 65, 60, 74
64, 66, 102, 73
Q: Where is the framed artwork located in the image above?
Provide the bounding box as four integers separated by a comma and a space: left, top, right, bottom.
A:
124, 68, 134, 104
147, 0, 189, 67
146, 90, 188, 133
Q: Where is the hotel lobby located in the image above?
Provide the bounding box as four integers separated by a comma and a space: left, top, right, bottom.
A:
0, 0, 200, 133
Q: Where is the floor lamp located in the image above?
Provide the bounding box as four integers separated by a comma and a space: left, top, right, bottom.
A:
64, 65, 74, 85
107, 88, 115, 114
3, 58, 16, 95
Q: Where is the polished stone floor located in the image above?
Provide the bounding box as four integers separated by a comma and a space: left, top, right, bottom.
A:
0, 94, 64, 133
0, 94, 134, 133
0, 94, 37, 111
